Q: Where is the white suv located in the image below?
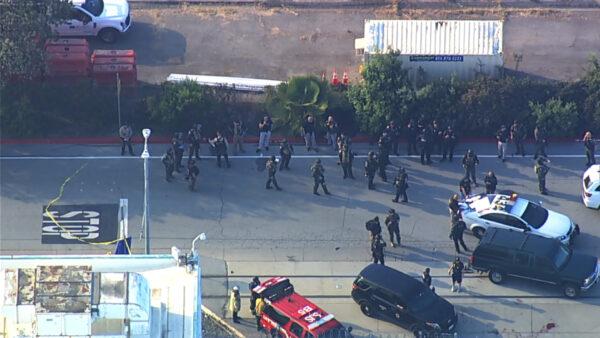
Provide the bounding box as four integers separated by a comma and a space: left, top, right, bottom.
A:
583, 164, 600, 209
53, 0, 131, 43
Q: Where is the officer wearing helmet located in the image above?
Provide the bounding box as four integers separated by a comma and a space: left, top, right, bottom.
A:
364, 151, 378, 190
462, 149, 480, 186
186, 159, 199, 191
266, 155, 282, 191
310, 159, 330, 195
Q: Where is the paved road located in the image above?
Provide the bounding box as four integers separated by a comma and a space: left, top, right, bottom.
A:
93, 6, 600, 83
1, 142, 599, 336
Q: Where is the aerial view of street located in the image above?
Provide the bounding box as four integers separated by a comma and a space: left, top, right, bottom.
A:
1, 0, 600, 337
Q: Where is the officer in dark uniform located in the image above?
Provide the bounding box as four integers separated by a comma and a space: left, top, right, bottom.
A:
161, 148, 175, 182
187, 123, 202, 160
384, 209, 401, 247
279, 139, 294, 170
310, 159, 330, 195
186, 159, 200, 191
371, 234, 386, 265
534, 157, 550, 195
265, 155, 282, 190
385, 121, 400, 156
442, 126, 457, 162
449, 214, 469, 254
210, 131, 231, 168
459, 177, 472, 198
377, 139, 388, 182
462, 149, 479, 186
378, 132, 391, 166
340, 142, 355, 179
392, 168, 409, 203
365, 216, 381, 241
248, 276, 261, 316
510, 120, 526, 157
484, 171, 498, 194
534, 124, 548, 159
365, 151, 378, 190
406, 119, 418, 156
448, 194, 460, 217
171, 132, 185, 172
419, 126, 432, 165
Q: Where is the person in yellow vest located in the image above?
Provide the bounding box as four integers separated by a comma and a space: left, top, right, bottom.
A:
254, 295, 266, 331
227, 286, 241, 323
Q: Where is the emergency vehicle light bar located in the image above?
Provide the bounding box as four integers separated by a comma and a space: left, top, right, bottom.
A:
307, 314, 335, 330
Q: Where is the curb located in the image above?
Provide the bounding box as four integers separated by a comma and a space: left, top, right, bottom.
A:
202, 305, 246, 338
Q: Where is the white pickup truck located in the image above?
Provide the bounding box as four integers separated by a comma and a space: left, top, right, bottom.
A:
53, 0, 131, 43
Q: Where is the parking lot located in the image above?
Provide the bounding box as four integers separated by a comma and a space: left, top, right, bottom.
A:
1, 141, 599, 336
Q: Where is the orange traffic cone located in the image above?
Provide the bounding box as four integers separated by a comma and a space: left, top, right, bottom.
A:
342, 71, 349, 85
331, 69, 339, 85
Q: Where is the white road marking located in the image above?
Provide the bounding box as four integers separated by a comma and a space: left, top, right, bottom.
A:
0, 154, 588, 160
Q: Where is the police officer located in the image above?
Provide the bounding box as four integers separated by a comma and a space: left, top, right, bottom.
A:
448, 257, 465, 292
371, 234, 386, 265
171, 132, 185, 172
406, 119, 418, 156
378, 132, 391, 166
449, 214, 469, 254
534, 124, 548, 159
422, 268, 432, 288
448, 194, 460, 217
265, 155, 282, 191
385, 121, 400, 156
340, 142, 355, 179
186, 159, 200, 191
441, 125, 457, 162
510, 120, 526, 157
583, 131, 596, 166
365, 216, 381, 240
364, 151, 378, 190
419, 126, 432, 165
119, 123, 135, 156
534, 157, 550, 195
249, 276, 261, 316
496, 124, 509, 162
392, 168, 409, 203
279, 139, 294, 170
161, 148, 175, 182
187, 123, 202, 160
462, 149, 479, 186
484, 171, 498, 194
459, 177, 472, 198
310, 159, 330, 195
385, 209, 401, 247
210, 131, 231, 168
232, 119, 245, 154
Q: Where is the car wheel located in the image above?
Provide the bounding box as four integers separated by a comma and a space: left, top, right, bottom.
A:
473, 227, 485, 239
360, 301, 376, 317
489, 269, 505, 284
98, 28, 119, 43
563, 283, 580, 299
410, 324, 427, 337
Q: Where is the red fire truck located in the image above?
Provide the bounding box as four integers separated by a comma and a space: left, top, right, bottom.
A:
253, 277, 352, 338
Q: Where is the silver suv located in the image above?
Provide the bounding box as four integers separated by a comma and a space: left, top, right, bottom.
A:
53, 0, 131, 43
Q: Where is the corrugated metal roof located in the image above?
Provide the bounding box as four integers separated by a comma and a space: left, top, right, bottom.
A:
364, 20, 503, 56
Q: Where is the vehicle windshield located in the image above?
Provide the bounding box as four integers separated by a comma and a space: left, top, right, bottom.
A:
554, 245, 571, 269
519, 202, 549, 229
82, 0, 104, 16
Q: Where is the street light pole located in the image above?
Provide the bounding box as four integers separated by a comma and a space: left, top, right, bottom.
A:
141, 128, 151, 254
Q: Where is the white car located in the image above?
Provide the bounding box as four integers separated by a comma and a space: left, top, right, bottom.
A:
583, 164, 600, 209
53, 0, 131, 43
459, 193, 579, 245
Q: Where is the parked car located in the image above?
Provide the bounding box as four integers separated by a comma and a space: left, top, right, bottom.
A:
351, 264, 458, 335
253, 277, 352, 338
53, 0, 131, 43
470, 227, 599, 298
459, 193, 579, 245
582, 164, 600, 209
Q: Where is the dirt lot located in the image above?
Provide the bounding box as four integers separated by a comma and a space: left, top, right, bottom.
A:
96, 5, 600, 83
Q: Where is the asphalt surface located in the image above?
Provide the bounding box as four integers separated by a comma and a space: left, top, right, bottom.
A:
1, 141, 599, 336
90, 6, 600, 83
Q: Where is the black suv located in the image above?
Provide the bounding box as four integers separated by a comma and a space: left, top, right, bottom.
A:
471, 228, 599, 298
351, 264, 458, 335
